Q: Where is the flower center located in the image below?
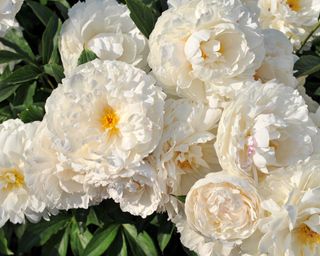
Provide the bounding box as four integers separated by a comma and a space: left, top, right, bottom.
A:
0, 168, 25, 191
100, 106, 119, 136
177, 159, 192, 170
286, 0, 300, 12
296, 224, 320, 248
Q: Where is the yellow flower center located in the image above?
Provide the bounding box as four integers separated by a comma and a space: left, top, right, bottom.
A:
177, 160, 192, 170
286, 0, 300, 12
0, 168, 25, 191
296, 224, 320, 248
100, 106, 119, 136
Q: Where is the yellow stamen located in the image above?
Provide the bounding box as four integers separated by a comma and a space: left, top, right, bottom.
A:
286, 0, 300, 12
177, 160, 192, 170
100, 106, 119, 136
0, 168, 25, 191
296, 224, 320, 248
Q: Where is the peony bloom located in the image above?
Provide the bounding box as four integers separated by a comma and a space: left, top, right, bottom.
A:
0, 0, 23, 36
175, 171, 261, 256
148, 0, 265, 101
60, 0, 148, 77
255, 29, 297, 88
0, 119, 48, 227
25, 121, 109, 210
258, 0, 320, 47
215, 80, 318, 179
44, 59, 165, 178
258, 156, 320, 255
107, 160, 163, 218
153, 98, 222, 217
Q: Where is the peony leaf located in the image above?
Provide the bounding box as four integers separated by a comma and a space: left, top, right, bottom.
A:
125, 0, 160, 38
77, 49, 98, 66
27, 0, 55, 26
18, 214, 70, 252
70, 221, 93, 256
44, 63, 64, 83
19, 104, 45, 123
0, 30, 36, 63
123, 224, 158, 256
82, 224, 120, 256
157, 221, 174, 252
41, 15, 61, 64
106, 231, 128, 256
0, 50, 21, 64
0, 229, 13, 255
294, 55, 320, 77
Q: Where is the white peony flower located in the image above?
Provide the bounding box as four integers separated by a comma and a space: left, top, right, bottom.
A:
25, 120, 109, 210
258, 0, 320, 47
153, 98, 222, 218
44, 59, 165, 178
60, 0, 148, 77
175, 171, 261, 256
0, 0, 23, 36
255, 29, 297, 88
0, 119, 48, 227
148, 0, 265, 101
215, 80, 318, 178
258, 155, 320, 256
107, 160, 163, 218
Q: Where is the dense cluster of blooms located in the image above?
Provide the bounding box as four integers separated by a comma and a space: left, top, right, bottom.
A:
1, 0, 320, 255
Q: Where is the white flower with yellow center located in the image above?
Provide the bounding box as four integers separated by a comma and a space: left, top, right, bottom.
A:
107, 160, 164, 218
174, 171, 261, 256
153, 98, 222, 218
0, 119, 47, 227
148, 0, 265, 101
258, 155, 320, 255
24, 121, 109, 210
255, 29, 297, 88
258, 0, 320, 47
60, 0, 148, 77
0, 0, 23, 36
215, 80, 318, 179
44, 59, 165, 177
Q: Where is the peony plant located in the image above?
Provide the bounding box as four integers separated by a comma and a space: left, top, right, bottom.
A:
0, 0, 319, 255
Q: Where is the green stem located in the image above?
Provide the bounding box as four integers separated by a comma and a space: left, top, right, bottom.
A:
298, 21, 320, 55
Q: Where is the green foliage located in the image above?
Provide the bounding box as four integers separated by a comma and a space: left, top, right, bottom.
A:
0, 200, 187, 255
77, 48, 98, 66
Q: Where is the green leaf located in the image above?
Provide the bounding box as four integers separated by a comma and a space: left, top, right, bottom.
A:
70, 221, 93, 256
123, 224, 158, 256
12, 82, 37, 106
0, 84, 20, 103
294, 55, 320, 77
77, 49, 98, 66
83, 224, 120, 256
19, 105, 45, 123
27, 0, 55, 25
0, 65, 40, 85
0, 50, 21, 64
0, 32, 35, 63
0, 229, 13, 255
57, 227, 69, 256
44, 63, 64, 83
157, 222, 174, 252
183, 246, 198, 256
125, 0, 159, 38
171, 195, 186, 203
41, 15, 60, 64
18, 214, 70, 252
106, 231, 128, 256
86, 208, 103, 228
0, 107, 13, 124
